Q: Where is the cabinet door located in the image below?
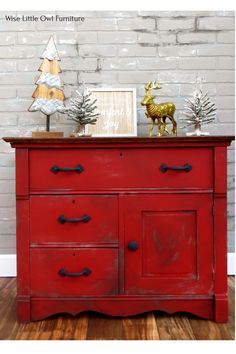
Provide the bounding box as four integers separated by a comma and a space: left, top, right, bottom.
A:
124, 194, 213, 295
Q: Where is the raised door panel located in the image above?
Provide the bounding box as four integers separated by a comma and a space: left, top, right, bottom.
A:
124, 194, 213, 295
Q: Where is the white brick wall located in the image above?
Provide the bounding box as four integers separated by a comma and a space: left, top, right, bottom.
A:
0, 10, 235, 254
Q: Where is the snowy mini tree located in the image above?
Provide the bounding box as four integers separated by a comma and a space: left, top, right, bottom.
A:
179, 89, 217, 136
66, 86, 99, 136
28, 36, 65, 135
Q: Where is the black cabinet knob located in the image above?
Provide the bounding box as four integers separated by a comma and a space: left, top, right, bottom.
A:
127, 241, 139, 251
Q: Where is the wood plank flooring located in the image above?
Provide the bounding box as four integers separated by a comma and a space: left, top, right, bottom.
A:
0, 277, 234, 340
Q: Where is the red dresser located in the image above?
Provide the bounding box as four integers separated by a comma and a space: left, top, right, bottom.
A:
4, 136, 234, 322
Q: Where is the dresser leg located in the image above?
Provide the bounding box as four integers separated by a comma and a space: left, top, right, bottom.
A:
17, 297, 31, 322
214, 294, 228, 323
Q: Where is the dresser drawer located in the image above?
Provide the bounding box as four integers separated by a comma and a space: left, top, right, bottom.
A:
30, 148, 213, 190
30, 248, 118, 297
30, 195, 118, 245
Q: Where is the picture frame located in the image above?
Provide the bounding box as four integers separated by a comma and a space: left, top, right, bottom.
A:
86, 88, 137, 137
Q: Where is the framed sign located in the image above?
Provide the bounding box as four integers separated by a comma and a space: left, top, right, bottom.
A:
86, 88, 137, 136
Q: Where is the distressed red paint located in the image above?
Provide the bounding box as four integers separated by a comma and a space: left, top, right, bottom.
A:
3, 136, 234, 323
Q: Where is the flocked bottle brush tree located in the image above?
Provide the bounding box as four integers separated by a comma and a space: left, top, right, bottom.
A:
28, 35, 66, 137
179, 78, 217, 136
66, 83, 100, 137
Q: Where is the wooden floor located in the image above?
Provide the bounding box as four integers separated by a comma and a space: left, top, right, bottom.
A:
0, 277, 234, 340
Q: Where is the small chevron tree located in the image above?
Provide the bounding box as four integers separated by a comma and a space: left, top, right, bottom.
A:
28, 36, 66, 133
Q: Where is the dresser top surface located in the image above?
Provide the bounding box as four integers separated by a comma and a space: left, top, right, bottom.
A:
3, 135, 235, 148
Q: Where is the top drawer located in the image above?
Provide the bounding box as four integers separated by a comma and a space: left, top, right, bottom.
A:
29, 148, 213, 191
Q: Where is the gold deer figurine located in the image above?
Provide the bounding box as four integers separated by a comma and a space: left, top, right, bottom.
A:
141, 81, 177, 137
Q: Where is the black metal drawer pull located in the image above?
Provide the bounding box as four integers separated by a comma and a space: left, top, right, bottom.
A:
58, 267, 92, 277
160, 163, 192, 173
58, 214, 91, 224
50, 164, 84, 174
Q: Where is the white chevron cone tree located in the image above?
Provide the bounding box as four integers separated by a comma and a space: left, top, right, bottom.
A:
28, 36, 66, 132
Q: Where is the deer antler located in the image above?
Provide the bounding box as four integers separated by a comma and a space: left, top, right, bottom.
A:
144, 81, 162, 94
152, 80, 162, 90
144, 81, 152, 92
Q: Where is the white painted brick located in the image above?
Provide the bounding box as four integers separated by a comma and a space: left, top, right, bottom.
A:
79, 71, 117, 84
217, 31, 235, 43
178, 57, 216, 70
78, 18, 117, 31
158, 45, 197, 57
0, 59, 16, 72
0, 194, 15, 207
227, 203, 235, 218
101, 58, 136, 71
228, 216, 235, 231
198, 70, 234, 83
177, 32, 215, 44
0, 87, 16, 99
197, 44, 234, 56
228, 163, 235, 176
158, 71, 196, 83
137, 123, 150, 136
0, 33, 16, 45
0, 46, 37, 59
62, 58, 97, 71
60, 71, 78, 85
137, 58, 177, 70
118, 45, 156, 57
0, 236, 15, 251
0, 180, 15, 194
138, 32, 176, 45
198, 17, 234, 30
77, 32, 97, 44
98, 31, 137, 44
205, 123, 235, 135
56, 33, 79, 45
18, 112, 55, 126
118, 71, 156, 84
0, 114, 17, 126
0, 221, 15, 234
217, 84, 235, 96
180, 83, 217, 96
117, 18, 155, 30
227, 189, 235, 203
227, 176, 235, 192
54, 45, 78, 58
0, 208, 16, 220
0, 99, 31, 112
228, 232, 235, 252
217, 57, 235, 70
158, 18, 195, 31
227, 149, 235, 162
0, 167, 15, 179
17, 32, 54, 45
17, 59, 38, 72
16, 86, 35, 99
214, 96, 235, 110
79, 45, 117, 57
